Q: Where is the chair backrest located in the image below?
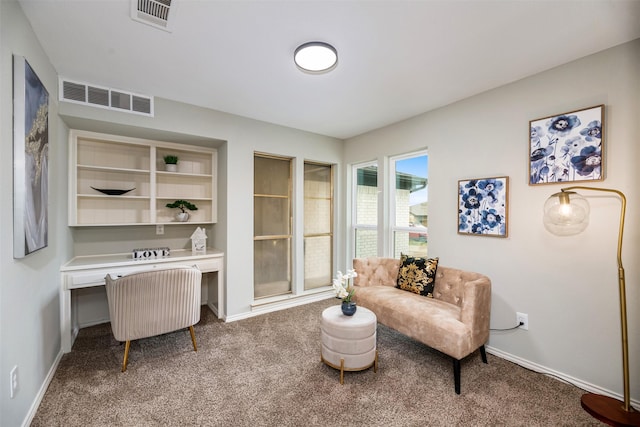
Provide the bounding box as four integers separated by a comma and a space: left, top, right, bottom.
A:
105, 266, 202, 342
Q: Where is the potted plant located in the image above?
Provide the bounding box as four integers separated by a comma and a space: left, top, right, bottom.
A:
333, 269, 358, 315
166, 200, 198, 222
163, 154, 179, 172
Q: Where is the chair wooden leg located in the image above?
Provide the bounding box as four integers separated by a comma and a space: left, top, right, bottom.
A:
122, 340, 131, 372
480, 345, 488, 364
189, 326, 198, 352
453, 359, 461, 395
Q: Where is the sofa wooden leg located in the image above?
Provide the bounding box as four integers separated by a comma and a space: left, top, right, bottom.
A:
453, 359, 461, 394
480, 345, 488, 364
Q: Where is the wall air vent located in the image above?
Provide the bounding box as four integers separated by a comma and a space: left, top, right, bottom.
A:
131, 0, 176, 32
59, 78, 154, 116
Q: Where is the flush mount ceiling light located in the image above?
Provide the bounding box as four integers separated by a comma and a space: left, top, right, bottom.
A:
294, 42, 338, 74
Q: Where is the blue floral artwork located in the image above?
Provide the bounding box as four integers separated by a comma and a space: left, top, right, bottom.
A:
529, 105, 604, 185
458, 177, 508, 237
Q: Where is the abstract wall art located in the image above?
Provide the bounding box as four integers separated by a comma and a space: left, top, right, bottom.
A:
13, 55, 49, 258
458, 176, 508, 237
529, 105, 604, 185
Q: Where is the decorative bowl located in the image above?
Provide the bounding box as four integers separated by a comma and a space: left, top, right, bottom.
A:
90, 187, 135, 196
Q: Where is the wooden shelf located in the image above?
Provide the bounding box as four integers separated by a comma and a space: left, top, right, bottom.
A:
69, 130, 217, 227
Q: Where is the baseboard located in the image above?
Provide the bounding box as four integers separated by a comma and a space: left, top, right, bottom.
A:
226, 292, 334, 322
21, 349, 64, 427
78, 317, 110, 329
486, 345, 640, 408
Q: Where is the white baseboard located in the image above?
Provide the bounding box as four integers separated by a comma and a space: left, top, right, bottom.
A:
486, 345, 640, 408
22, 349, 63, 427
226, 292, 334, 322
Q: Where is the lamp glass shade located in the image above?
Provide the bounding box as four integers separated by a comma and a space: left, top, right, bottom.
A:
543, 191, 590, 236
294, 42, 338, 73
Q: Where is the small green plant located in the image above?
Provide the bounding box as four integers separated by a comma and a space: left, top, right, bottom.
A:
165, 200, 198, 213
163, 154, 179, 164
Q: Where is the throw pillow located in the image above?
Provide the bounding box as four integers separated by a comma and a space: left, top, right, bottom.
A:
396, 254, 439, 297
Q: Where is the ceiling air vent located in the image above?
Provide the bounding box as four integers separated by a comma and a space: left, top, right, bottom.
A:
59, 78, 154, 116
131, 0, 176, 32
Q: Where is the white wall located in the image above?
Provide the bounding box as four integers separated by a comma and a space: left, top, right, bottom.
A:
344, 39, 640, 402
0, 1, 73, 425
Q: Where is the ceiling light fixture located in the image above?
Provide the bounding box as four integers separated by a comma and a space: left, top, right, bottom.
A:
294, 42, 338, 74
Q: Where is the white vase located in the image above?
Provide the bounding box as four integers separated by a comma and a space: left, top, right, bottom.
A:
165, 163, 177, 172
176, 212, 190, 222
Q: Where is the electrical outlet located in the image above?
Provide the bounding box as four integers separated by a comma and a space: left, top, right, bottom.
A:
156, 224, 164, 235
9, 365, 18, 399
516, 312, 529, 331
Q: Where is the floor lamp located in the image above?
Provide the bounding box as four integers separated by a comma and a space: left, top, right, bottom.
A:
543, 186, 639, 426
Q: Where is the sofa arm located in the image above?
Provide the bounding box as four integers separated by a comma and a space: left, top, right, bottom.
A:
353, 257, 401, 287
460, 276, 492, 348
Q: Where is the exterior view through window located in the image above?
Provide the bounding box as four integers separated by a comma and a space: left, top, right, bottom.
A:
392, 154, 428, 258
353, 162, 378, 258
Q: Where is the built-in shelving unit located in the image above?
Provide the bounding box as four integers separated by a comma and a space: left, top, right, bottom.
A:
69, 129, 217, 226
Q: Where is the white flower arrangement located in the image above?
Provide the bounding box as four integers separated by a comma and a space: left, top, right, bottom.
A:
332, 269, 358, 303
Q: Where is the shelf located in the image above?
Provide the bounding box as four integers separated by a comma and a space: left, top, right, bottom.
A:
70, 129, 217, 227
78, 194, 151, 199
78, 164, 150, 174
156, 171, 212, 178
156, 196, 211, 202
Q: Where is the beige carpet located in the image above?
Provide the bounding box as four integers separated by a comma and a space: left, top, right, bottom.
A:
32, 299, 600, 426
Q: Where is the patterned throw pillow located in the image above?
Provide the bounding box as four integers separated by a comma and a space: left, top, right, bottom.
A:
396, 254, 439, 297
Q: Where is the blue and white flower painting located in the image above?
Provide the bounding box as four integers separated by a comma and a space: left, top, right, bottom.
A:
458, 177, 508, 237
529, 105, 603, 184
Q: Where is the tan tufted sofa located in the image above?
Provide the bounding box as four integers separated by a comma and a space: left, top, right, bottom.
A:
352, 257, 491, 394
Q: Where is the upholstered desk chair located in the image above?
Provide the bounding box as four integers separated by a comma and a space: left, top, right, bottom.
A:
105, 266, 202, 372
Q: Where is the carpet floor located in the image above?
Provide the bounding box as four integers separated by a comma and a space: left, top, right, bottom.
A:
32, 298, 600, 426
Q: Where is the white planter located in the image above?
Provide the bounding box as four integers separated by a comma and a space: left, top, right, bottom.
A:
165, 163, 177, 172
176, 212, 190, 222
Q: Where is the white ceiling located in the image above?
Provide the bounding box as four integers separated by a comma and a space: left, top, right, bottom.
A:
17, 0, 640, 140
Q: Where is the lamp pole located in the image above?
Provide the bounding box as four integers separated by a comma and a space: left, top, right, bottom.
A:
553, 186, 638, 425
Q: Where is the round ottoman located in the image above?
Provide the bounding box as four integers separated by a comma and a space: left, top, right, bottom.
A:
320, 305, 378, 384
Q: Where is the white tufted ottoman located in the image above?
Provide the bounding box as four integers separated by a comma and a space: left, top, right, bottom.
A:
320, 305, 378, 384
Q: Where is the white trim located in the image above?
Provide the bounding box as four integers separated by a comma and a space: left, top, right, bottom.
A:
226, 291, 334, 322
22, 350, 63, 427
486, 345, 640, 408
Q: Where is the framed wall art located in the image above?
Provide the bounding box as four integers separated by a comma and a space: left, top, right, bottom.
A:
529, 105, 603, 185
13, 55, 49, 258
458, 176, 508, 237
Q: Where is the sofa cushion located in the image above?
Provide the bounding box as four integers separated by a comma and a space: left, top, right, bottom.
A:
353, 285, 473, 360
396, 255, 439, 297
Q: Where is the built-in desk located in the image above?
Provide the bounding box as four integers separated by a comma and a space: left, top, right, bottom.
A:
60, 249, 224, 353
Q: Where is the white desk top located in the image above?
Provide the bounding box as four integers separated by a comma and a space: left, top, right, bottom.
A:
61, 248, 224, 272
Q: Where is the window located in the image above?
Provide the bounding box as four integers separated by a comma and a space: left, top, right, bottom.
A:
303, 162, 334, 290
353, 162, 378, 258
254, 154, 292, 299
391, 153, 428, 258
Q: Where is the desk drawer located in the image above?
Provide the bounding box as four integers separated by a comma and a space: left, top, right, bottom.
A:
193, 258, 223, 272
64, 260, 222, 290
65, 266, 147, 289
